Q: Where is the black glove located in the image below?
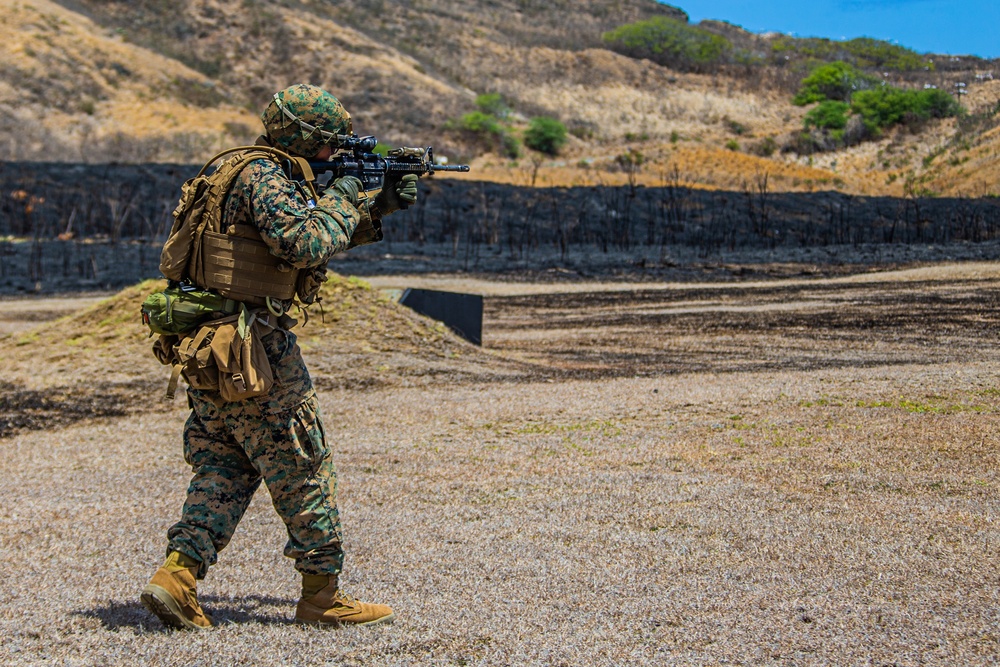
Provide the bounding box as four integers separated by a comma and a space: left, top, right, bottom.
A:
374, 173, 418, 215
328, 175, 362, 207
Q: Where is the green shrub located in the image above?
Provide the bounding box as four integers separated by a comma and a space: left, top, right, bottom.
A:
615, 148, 645, 169
724, 117, 749, 135
804, 100, 851, 131
454, 109, 520, 158
912, 88, 964, 119
524, 117, 568, 156
851, 87, 962, 135
725, 139, 740, 151
842, 37, 930, 71
500, 133, 522, 159
475, 93, 510, 118
602, 16, 731, 70
770, 35, 930, 72
794, 61, 879, 105
460, 111, 503, 136
750, 136, 778, 157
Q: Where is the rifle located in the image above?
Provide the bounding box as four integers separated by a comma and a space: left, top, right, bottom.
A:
307, 134, 470, 204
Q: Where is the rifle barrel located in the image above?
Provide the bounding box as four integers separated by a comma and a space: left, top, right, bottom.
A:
384, 161, 470, 173
429, 164, 471, 172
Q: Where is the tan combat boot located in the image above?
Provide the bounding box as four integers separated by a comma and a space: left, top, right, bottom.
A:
140, 551, 213, 630
295, 576, 395, 627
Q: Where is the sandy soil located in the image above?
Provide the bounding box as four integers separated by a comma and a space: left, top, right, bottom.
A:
1, 267, 999, 666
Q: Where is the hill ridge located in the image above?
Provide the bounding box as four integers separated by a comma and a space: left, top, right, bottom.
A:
0, 0, 997, 197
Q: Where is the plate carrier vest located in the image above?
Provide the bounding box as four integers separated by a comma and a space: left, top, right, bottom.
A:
159, 146, 320, 307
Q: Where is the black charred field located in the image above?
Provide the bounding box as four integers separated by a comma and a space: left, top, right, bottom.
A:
1, 265, 999, 666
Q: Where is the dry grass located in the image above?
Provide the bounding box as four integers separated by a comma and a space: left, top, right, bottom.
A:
1, 266, 999, 664
1, 274, 511, 392
456, 144, 846, 192
4, 1, 999, 194
0, 0, 259, 159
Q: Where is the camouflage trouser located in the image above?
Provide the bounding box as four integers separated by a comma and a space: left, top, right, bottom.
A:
166, 329, 343, 580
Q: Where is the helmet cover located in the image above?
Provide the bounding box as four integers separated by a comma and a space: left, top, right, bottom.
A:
260, 84, 353, 157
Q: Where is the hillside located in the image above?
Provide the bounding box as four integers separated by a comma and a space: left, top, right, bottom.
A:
1, 0, 998, 197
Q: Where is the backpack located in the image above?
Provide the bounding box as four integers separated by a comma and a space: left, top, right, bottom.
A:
145, 146, 325, 399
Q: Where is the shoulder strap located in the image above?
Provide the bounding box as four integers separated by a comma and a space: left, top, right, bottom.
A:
199, 145, 319, 202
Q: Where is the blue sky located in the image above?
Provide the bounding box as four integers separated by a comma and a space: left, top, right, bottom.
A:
673, 1, 1000, 59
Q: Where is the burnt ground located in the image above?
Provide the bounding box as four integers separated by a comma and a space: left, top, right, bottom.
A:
0, 380, 137, 439
3, 159, 1000, 295
482, 276, 1000, 378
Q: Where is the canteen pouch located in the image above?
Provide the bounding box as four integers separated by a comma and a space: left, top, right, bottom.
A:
141, 284, 239, 336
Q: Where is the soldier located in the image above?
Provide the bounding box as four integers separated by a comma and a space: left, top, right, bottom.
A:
140, 83, 417, 630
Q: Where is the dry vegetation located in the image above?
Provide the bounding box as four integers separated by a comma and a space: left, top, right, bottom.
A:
1, 0, 998, 196
0, 0, 259, 161
1, 265, 999, 665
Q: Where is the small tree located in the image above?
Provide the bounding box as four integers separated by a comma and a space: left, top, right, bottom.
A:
616, 148, 645, 193
794, 61, 879, 105
524, 117, 567, 156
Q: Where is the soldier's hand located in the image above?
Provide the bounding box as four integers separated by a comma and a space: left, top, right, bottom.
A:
375, 173, 419, 215
328, 175, 362, 207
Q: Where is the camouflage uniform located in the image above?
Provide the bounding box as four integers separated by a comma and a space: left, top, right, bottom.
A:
166, 129, 367, 582
147, 85, 410, 630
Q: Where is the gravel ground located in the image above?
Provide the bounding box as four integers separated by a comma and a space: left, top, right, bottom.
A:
1, 267, 999, 666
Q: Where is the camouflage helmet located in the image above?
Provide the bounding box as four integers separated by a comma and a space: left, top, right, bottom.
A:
260, 84, 353, 157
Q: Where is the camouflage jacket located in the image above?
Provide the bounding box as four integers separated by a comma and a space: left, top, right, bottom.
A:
222, 157, 371, 268
211, 157, 366, 397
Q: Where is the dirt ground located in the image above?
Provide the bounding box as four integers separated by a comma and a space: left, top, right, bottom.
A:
0, 294, 112, 335
1, 265, 999, 666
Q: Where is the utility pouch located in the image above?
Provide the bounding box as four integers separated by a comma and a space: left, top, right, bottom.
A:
154, 310, 274, 401
176, 324, 221, 392
141, 284, 240, 336
209, 311, 274, 402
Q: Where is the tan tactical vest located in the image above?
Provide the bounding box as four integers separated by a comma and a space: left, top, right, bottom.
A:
160, 146, 319, 306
